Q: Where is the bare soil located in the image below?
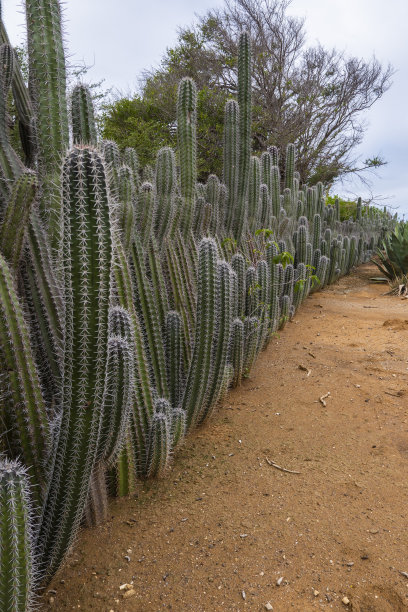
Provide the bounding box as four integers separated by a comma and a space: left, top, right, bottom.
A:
41, 264, 408, 612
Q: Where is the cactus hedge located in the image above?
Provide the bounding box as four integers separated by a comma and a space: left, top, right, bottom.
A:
0, 3, 396, 608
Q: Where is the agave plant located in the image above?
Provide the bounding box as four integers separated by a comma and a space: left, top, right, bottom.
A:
372, 221, 408, 280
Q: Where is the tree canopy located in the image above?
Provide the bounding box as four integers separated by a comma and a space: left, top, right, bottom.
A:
101, 0, 393, 185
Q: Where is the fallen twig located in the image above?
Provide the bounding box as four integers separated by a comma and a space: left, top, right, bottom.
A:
265, 457, 301, 474
399, 571, 408, 579
384, 390, 404, 398
299, 364, 311, 376
319, 392, 330, 407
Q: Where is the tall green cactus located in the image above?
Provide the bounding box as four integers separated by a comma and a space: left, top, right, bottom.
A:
236, 31, 252, 242
248, 155, 260, 232
285, 143, 295, 190
198, 260, 233, 423
155, 147, 176, 240
182, 238, 217, 430
231, 252, 246, 318
0, 460, 34, 612
99, 334, 133, 464
144, 400, 171, 479
38, 146, 113, 580
71, 84, 97, 146
0, 43, 24, 203
165, 310, 184, 409
177, 77, 197, 237
223, 99, 239, 235
25, 0, 69, 243
130, 234, 168, 397
271, 165, 281, 218
0, 170, 37, 269
0, 252, 50, 497
230, 317, 244, 386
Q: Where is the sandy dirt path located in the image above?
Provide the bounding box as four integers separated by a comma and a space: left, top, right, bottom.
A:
41, 264, 408, 612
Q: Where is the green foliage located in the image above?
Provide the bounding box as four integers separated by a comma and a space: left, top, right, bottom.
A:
101, 96, 174, 168
101, 86, 227, 179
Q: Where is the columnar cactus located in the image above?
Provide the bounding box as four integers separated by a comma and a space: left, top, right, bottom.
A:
206, 173, 221, 235
223, 99, 239, 235
117, 165, 135, 254
182, 238, 217, 430
155, 146, 176, 240
236, 30, 252, 241
0, 252, 50, 497
199, 260, 233, 423
268, 145, 279, 168
285, 143, 296, 190
177, 77, 197, 237
71, 84, 97, 146
130, 234, 168, 397
245, 265, 257, 316
231, 252, 246, 318
165, 310, 184, 409
243, 316, 259, 373
98, 334, 133, 464
259, 183, 270, 229
0, 460, 34, 612
38, 146, 113, 579
0, 170, 37, 269
0, 43, 24, 203
270, 165, 280, 218
25, 0, 69, 243
248, 155, 260, 232
144, 400, 171, 479
123, 147, 140, 191
230, 317, 244, 386
260, 150, 272, 196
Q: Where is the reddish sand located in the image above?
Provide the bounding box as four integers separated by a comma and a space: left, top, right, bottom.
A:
41, 264, 408, 612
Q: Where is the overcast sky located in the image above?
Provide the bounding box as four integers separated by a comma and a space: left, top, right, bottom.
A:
3, 0, 407, 216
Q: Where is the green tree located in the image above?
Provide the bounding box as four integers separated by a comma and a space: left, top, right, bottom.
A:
101, 86, 228, 178
104, 0, 392, 186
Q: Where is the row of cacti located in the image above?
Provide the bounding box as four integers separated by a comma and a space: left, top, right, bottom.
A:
0, 3, 396, 610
